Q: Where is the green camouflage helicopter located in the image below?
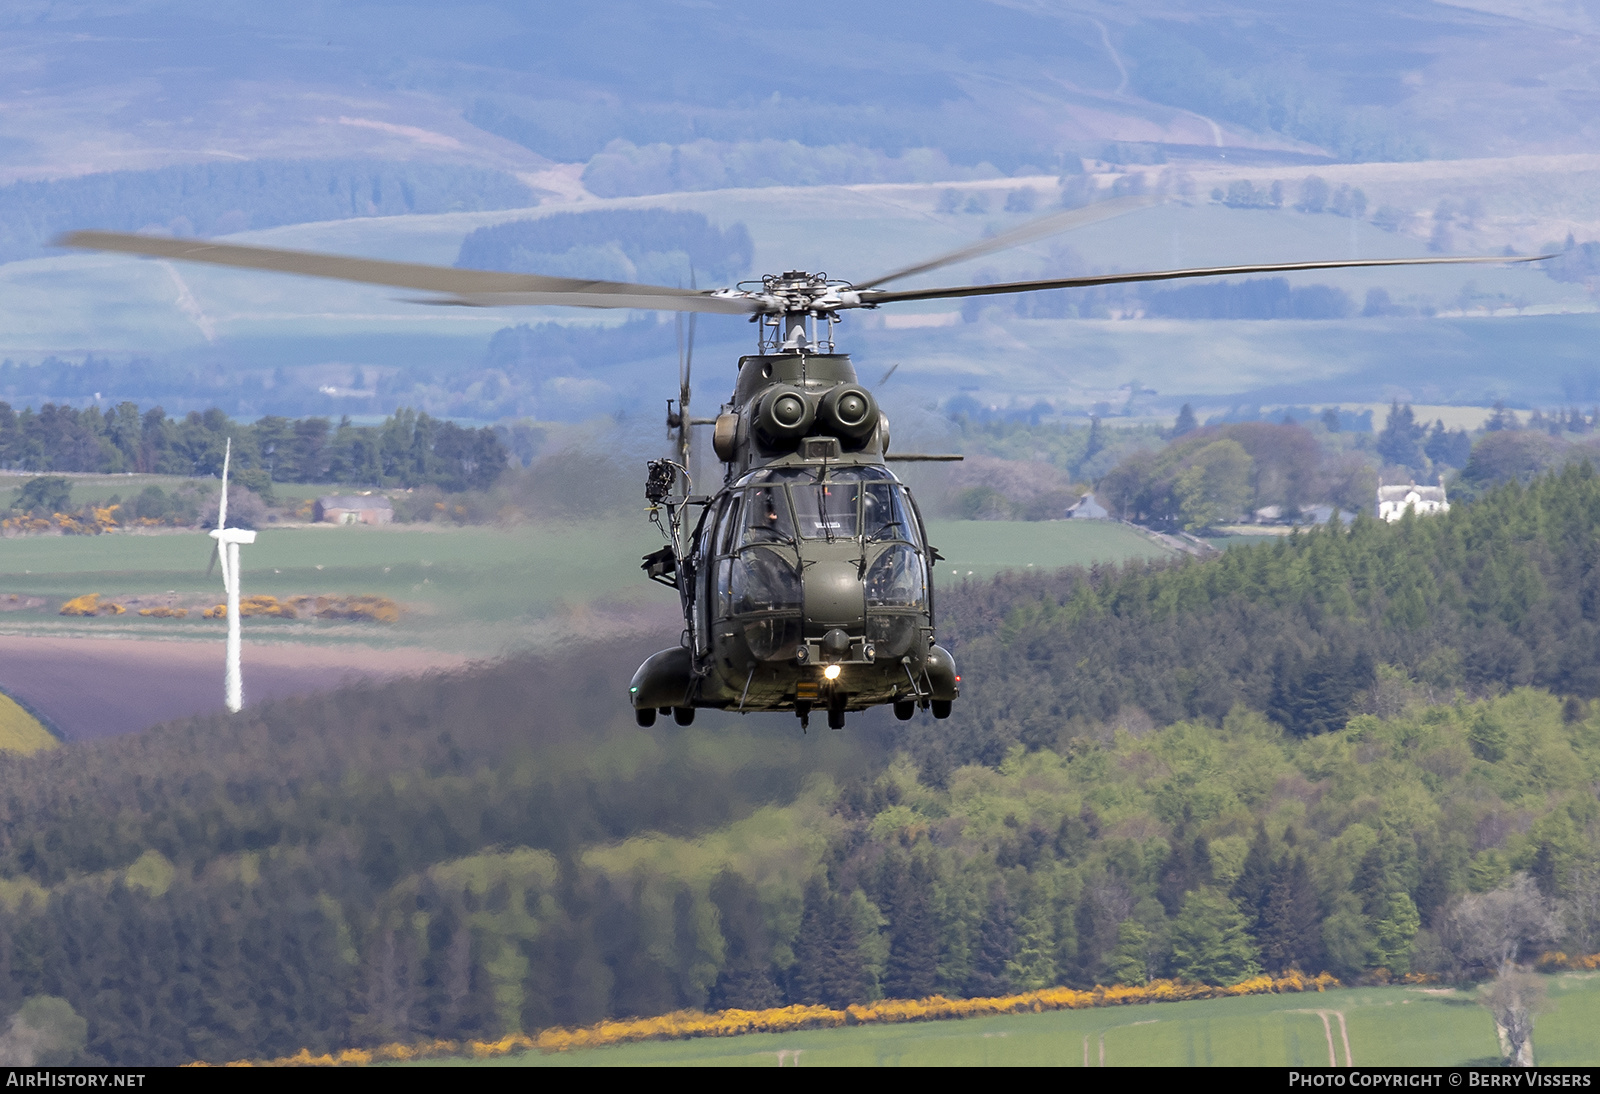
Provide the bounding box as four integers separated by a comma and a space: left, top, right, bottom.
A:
61, 196, 1546, 730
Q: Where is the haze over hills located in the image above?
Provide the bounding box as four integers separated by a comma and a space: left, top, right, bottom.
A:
6, 0, 1600, 180
0, 2, 1595, 421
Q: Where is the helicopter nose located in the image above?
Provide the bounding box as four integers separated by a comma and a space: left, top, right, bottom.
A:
802, 560, 865, 630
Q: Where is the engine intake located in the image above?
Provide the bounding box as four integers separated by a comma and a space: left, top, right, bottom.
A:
818, 385, 878, 443
754, 384, 814, 445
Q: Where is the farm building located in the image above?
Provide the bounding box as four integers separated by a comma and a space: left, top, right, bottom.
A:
1377, 482, 1448, 523
313, 495, 393, 525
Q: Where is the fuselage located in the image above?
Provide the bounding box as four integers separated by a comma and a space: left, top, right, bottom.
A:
630, 350, 958, 728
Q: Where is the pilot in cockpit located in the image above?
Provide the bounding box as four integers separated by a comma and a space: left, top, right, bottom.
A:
744, 486, 792, 544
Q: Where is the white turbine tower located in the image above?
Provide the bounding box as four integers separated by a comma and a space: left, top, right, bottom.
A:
210, 438, 256, 713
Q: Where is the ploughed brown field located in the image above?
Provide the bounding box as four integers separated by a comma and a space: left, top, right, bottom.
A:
0, 636, 468, 740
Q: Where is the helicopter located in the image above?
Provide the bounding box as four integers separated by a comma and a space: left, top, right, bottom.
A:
58, 194, 1551, 731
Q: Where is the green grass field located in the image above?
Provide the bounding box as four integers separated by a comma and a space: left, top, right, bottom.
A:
0, 691, 54, 753
927, 519, 1174, 581
0, 471, 406, 511
0, 518, 674, 652
416, 975, 1600, 1067
0, 472, 195, 510
0, 517, 1169, 651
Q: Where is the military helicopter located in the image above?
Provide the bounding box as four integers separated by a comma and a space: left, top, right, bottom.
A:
59, 195, 1549, 731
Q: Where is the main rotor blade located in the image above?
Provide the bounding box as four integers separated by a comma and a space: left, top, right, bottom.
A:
682, 263, 698, 406
56, 231, 761, 315
857, 253, 1556, 306
855, 193, 1161, 290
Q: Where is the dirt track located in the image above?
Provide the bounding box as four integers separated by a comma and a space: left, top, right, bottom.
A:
0, 636, 469, 741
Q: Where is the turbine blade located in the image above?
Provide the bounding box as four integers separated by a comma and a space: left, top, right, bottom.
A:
217, 438, 230, 532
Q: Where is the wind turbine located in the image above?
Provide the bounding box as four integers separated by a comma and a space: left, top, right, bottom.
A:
210, 438, 256, 714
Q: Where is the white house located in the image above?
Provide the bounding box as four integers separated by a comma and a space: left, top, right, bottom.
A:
1377, 482, 1449, 522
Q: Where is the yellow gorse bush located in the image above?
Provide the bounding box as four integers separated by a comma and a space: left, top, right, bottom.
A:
59, 594, 101, 617
200, 969, 1343, 1066
1536, 950, 1600, 972
60, 594, 125, 616
5, 507, 120, 537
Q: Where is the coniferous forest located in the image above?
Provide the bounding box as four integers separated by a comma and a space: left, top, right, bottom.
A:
1, 471, 1600, 1062
0, 402, 507, 493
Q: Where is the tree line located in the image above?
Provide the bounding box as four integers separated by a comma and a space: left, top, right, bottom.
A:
0, 402, 507, 495
1096, 420, 1375, 527
1086, 401, 1600, 530
456, 208, 753, 286
0, 159, 534, 265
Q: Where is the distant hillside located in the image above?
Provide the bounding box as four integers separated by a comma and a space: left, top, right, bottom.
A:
457, 208, 751, 284
0, 160, 534, 264
2, 2, 1600, 194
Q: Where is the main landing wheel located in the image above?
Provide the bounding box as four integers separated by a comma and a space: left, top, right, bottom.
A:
635, 708, 657, 727
893, 700, 915, 721
931, 700, 952, 720
828, 705, 846, 730
673, 706, 696, 726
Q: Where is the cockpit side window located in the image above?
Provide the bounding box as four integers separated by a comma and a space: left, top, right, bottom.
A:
693, 497, 722, 656
717, 493, 743, 556
792, 482, 861, 539
739, 486, 794, 546
862, 484, 921, 547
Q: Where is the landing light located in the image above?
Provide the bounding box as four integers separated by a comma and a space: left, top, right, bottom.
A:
823, 665, 841, 680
